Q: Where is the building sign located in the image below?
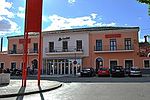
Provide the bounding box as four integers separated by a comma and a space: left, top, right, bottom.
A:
58, 37, 70, 41
19, 38, 31, 44
105, 34, 121, 38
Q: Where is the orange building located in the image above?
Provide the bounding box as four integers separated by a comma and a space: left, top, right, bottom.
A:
0, 34, 39, 71
0, 27, 149, 75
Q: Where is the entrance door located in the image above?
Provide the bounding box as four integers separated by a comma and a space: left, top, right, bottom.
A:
125, 60, 133, 69
96, 58, 103, 71
110, 60, 117, 69
11, 62, 16, 70
31, 59, 38, 74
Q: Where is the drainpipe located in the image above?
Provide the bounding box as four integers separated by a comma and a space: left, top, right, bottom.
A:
1, 37, 3, 52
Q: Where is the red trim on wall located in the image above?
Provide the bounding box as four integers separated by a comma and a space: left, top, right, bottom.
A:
105, 34, 121, 38
19, 38, 31, 44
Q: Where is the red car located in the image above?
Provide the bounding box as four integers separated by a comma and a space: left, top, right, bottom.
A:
97, 67, 110, 77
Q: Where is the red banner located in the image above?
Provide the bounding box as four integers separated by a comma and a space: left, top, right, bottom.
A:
19, 38, 31, 44
105, 34, 121, 38
25, 0, 43, 32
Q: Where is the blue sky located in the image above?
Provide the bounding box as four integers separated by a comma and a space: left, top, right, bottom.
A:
0, 0, 150, 51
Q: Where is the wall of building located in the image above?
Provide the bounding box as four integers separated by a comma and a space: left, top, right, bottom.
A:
43, 32, 89, 58
82, 29, 141, 68
0, 35, 39, 70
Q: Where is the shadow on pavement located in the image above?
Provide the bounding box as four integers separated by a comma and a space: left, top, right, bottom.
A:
38, 86, 45, 100
16, 86, 26, 100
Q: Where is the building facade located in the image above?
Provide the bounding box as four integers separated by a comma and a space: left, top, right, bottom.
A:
0, 27, 150, 75
0, 34, 39, 71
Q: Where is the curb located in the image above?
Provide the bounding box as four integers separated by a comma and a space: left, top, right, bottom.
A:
0, 83, 62, 98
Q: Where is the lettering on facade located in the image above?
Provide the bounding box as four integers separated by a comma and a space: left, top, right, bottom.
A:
105, 34, 121, 38
58, 37, 70, 41
19, 38, 31, 44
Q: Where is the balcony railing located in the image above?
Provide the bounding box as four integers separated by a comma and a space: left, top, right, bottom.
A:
45, 46, 83, 54
94, 45, 134, 53
8, 48, 38, 54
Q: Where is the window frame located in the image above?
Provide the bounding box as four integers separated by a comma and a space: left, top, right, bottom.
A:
110, 39, 117, 51
96, 39, 102, 51
76, 40, 82, 51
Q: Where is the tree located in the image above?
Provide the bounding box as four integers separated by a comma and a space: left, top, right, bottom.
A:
137, 0, 150, 15
137, 0, 150, 4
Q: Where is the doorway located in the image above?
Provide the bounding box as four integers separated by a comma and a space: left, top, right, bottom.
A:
96, 58, 103, 71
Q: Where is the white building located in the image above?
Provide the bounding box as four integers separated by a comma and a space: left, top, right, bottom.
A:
42, 29, 89, 75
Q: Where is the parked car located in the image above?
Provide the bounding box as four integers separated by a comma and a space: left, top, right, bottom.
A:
80, 68, 95, 77
97, 67, 110, 77
124, 67, 130, 75
110, 66, 125, 77
128, 67, 142, 77
10, 69, 22, 76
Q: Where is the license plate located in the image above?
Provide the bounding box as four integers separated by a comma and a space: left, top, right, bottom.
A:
116, 70, 120, 72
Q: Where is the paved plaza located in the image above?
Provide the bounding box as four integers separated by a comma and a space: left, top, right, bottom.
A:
0, 79, 62, 98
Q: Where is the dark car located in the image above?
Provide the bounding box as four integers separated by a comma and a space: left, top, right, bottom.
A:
128, 67, 142, 77
80, 68, 95, 77
110, 66, 125, 77
97, 67, 110, 77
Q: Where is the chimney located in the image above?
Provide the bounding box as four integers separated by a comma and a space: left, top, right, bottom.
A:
1, 37, 3, 52
144, 35, 148, 43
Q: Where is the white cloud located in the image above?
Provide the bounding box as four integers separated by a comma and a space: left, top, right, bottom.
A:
68, 0, 76, 4
91, 13, 97, 19
0, 17, 20, 35
17, 7, 25, 18
44, 13, 117, 31
0, 0, 21, 36
0, 0, 14, 18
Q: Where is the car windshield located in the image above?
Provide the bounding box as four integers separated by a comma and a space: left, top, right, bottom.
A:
131, 68, 140, 71
113, 66, 123, 69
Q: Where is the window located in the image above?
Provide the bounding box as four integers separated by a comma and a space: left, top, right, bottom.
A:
33, 43, 38, 53
96, 40, 102, 51
0, 63, 4, 69
125, 60, 133, 69
49, 42, 54, 52
144, 60, 150, 68
110, 60, 117, 68
110, 39, 117, 51
11, 62, 16, 70
12, 44, 17, 53
125, 38, 132, 50
76, 40, 82, 51
62, 41, 68, 51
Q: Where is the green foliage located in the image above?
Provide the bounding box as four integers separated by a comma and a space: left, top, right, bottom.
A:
137, 0, 150, 15
137, 0, 150, 4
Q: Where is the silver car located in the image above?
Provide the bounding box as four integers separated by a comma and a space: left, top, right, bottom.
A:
128, 67, 142, 77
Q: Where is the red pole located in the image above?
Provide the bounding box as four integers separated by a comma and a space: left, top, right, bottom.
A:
24, 32, 28, 87
23, 0, 29, 87
38, 31, 42, 86
37, 0, 43, 86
